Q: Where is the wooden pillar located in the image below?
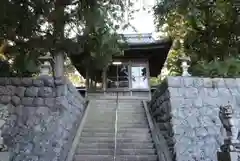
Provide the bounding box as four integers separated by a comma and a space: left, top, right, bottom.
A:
86, 70, 89, 88
90, 78, 93, 90
53, 53, 64, 77
94, 76, 97, 89
102, 68, 107, 93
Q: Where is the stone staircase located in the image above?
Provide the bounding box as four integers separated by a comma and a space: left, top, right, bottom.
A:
73, 99, 158, 161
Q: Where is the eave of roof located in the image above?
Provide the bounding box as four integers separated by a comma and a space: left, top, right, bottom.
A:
121, 33, 171, 46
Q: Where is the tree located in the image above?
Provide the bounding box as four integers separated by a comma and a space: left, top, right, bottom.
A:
0, 0, 134, 77
154, 0, 240, 77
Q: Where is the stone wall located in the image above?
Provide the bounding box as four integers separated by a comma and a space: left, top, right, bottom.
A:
0, 76, 86, 161
149, 76, 240, 161
148, 81, 175, 161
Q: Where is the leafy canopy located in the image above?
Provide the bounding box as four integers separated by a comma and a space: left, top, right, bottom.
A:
154, 0, 240, 77
0, 0, 134, 76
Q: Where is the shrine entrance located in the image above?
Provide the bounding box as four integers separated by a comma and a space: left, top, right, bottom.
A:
69, 33, 172, 100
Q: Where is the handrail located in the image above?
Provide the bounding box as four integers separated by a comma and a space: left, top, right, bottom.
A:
114, 91, 119, 161
142, 100, 172, 161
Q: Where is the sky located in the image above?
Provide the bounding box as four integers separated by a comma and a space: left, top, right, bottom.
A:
123, 0, 156, 34
64, 0, 157, 39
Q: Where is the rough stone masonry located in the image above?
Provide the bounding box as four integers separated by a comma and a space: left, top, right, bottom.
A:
149, 76, 240, 161
0, 76, 86, 161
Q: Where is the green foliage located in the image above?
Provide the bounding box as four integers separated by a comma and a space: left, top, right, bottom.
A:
191, 57, 240, 77
154, 0, 240, 76
150, 76, 163, 86
0, 0, 133, 77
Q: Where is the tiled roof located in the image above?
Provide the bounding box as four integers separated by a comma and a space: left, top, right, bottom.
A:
122, 33, 157, 44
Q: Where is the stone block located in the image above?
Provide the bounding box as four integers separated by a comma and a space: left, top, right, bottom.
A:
168, 88, 183, 97
0, 96, 11, 105
33, 79, 44, 87
56, 85, 67, 96
55, 96, 68, 107
229, 88, 240, 96
25, 87, 39, 97
33, 98, 44, 106
167, 76, 182, 87
0, 86, 15, 96
195, 127, 208, 137
11, 96, 21, 106
198, 116, 215, 127
184, 87, 199, 98
38, 87, 53, 97
21, 97, 34, 106
212, 78, 225, 88
36, 106, 50, 117
0, 152, 10, 161
15, 87, 26, 97
55, 77, 65, 85
193, 77, 204, 88
205, 88, 219, 98
42, 77, 55, 87
0, 78, 10, 86
0, 87, 7, 96
21, 78, 33, 87
203, 78, 214, 88
183, 77, 195, 87
224, 78, 237, 88
44, 98, 55, 108
11, 78, 21, 86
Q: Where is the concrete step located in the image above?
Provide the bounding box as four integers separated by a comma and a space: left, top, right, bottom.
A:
118, 107, 143, 109
118, 112, 145, 116
117, 120, 148, 124
85, 121, 148, 125
118, 111, 144, 113
77, 143, 114, 149
84, 125, 115, 129
77, 142, 155, 149
116, 149, 156, 155
117, 112, 145, 115
74, 155, 113, 161
117, 116, 147, 120
117, 123, 149, 128
84, 122, 115, 125
84, 124, 149, 129
86, 117, 115, 120
75, 148, 156, 156
88, 113, 116, 115
118, 102, 141, 105
81, 131, 151, 138
81, 129, 151, 134
80, 137, 153, 142
117, 128, 150, 133
85, 119, 115, 122
89, 110, 115, 112
79, 139, 114, 144
80, 137, 114, 142
82, 128, 115, 133
88, 110, 115, 113
116, 133, 151, 139
81, 132, 114, 137
117, 106, 143, 108
115, 155, 157, 161
92, 107, 115, 109
116, 142, 155, 149
75, 149, 114, 155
